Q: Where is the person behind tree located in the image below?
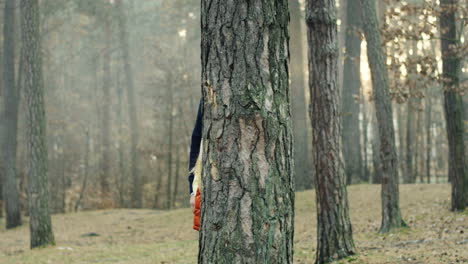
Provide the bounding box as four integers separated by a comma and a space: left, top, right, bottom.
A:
188, 99, 203, 231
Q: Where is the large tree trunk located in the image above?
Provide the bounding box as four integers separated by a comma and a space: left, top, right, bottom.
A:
439, 0, 467, 211
306, 0, 356, 263
359, 0, 406, 233
2, 0, 22, 229
290, 0, 311, 191
198, 1, 294, 263
21, 0, 55, 248
341, 0, 362, 185
115, 0, 142, 208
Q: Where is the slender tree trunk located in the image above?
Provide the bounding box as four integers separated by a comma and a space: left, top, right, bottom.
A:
100, 22, 112, 196
153, 160, 163, 209
165, 74, 174, 210
360, 0, 406, 233
439, 0, 467, 211
415, 103, 423, 182
425, 96, 432, 183
198, 1, 294, 263
306, 0, 356, 263
2, 0, 22, 229
116, 69, 126, 208
115, 0, 142, 208
290, 0, 311, 191
342, 0, 362, 185
398, 104, 406, 179
362, 100, 370, 182
172, 144, 180, 208
406, 100, 416, 183
21, 0, 55, 248
75, 129, 90, 212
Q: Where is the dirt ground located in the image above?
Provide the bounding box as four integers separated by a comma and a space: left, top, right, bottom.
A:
0, 184, 466, 264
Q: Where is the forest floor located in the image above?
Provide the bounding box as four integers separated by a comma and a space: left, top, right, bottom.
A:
0, 184, 467, 264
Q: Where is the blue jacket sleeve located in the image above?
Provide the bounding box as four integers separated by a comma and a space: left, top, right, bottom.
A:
188, 100, 203, 194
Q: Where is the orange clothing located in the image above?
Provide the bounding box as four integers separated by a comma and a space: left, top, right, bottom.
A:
193, 188, 201, 231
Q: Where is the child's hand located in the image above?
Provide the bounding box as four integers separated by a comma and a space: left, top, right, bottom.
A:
190, 195, 195, 212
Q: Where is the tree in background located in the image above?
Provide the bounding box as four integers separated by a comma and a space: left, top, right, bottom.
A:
359, 0, 407, 232
306, 0, 356, 263
439, 0, 467, 211
21, 0, 55, 248
100, 19, 112, 197
2, 0, 22, 229
115, 0, 142, 208
198, 1, 294, 262
290, 0, 311, 190
341, 0, 363, 184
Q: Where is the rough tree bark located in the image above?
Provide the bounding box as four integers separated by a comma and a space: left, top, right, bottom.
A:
21, 0, 55, 248
359, 0, 406, 232
115, 0, 142, 208
2, 0, 22, 229
306, 0, 356, 263
198, 1, 294, 263
439, 0, 467, 211
290, 0, 311, 191
341, 0, 363, 185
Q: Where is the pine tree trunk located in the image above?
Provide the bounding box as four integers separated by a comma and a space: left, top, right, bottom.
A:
290, 0, 311, 191
306, 0, 356, 263
115, 0, 142, 208
342, 0, 362, 185
21, 0, 55, 248
2, 0, 22, 229
359, 0, 406, 232
198, 1, 294, 263
439, 0, 467, 211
